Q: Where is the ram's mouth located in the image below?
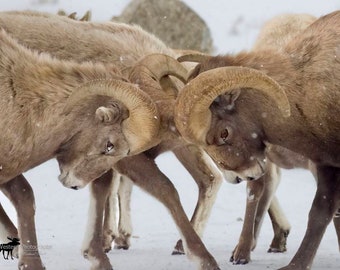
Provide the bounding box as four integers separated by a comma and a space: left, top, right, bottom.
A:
58, 171, 84, 190
235, 176, 243, 183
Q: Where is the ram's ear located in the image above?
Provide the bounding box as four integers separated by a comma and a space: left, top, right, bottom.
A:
211, 89, 241, 111
225, 89, 241, 110
95, 105, 122, 124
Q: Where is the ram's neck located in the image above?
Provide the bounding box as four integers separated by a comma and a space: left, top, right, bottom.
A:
0, 37, 116, 180
14, 54, 114, 104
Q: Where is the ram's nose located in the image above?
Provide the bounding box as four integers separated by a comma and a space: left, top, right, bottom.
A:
236, 176, 243, 183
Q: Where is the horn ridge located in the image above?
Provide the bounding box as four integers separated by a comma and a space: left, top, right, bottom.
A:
177, 53, 211, 64
131, 53, 189, 84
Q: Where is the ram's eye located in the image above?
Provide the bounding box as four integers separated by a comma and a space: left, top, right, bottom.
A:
221, 129, 229, 141
217, 127, 232, 145
105, 141, 114, 154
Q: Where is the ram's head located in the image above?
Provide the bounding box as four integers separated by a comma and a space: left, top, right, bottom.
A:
57, 79, 160, 189
175, 58, 290, 183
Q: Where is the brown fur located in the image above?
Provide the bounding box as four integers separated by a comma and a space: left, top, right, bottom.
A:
230, 13, 318, 265
0, 11, 221, 270
0, 10, 176, 72
0, 29, 148, 270
0, 29, 130, 184
177, 11, 340, 270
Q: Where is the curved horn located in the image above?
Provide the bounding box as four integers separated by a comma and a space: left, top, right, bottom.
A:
129, 53, 189, 87
80, 10, 91, 21
175, 66, 290, 144
177, 53, 211, 64
64, 79, 160, 155
67, 12, 77, 20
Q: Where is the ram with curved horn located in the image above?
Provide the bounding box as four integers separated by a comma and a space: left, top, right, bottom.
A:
176, 66, 290, 146
224, 13, 319, 266
0, 11, 222, 270
176, 10, 340, 270
0, 28, 158, 270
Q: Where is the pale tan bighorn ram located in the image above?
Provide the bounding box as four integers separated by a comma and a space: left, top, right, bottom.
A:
0, 28, 159, 270
0, 11, 222, 270
175, 10, 340, 270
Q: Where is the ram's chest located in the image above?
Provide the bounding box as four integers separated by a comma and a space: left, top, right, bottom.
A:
0, 147, 32, 183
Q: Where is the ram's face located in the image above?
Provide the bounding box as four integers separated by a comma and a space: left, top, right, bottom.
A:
203, 93, 268, 183
175, 57, 290, 184
56, 102, 130, 190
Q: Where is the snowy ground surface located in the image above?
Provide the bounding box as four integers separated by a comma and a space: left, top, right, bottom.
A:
0, 0, 340, 269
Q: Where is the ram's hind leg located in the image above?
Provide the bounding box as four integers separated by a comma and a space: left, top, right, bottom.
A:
171, 145, 223, 255
114, 175, 133, 250
82, 170, 114, 270
267, 196, 291, 253
102, 174, 133, 252
0, 175, 45, 270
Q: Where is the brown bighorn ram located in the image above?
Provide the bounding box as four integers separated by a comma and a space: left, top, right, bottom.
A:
0, 11, 222, 270
175, 10, 340, 270
227, 13, 318, 264
0, 28, 159, 270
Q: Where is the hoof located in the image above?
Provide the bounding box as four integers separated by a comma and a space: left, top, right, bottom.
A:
113, 236, 130, 250
171, 249, 185, 255
268, 246, 287, 253
115, 245, 130, 250
229, 255, 250, 265
172, 239, 185, 255
268, 229, 289, 253
83, 249, 89, 259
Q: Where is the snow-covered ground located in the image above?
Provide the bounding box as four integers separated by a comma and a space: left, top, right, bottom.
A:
0, 0, 339, 269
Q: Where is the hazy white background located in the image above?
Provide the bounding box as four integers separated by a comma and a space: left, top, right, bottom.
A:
0, 0, 339, 269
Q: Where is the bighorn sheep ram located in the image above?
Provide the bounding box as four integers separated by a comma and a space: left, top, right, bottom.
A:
228, 13, 319, 264
0, 11, 222, 270
0, 27, 159, 270
175, 10, 340, 270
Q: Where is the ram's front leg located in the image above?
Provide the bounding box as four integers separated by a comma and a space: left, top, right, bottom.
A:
82, 170, 114, 270
230, 175, 265, 264
231, 161, 289, 264
279, 166, 340, 270
115, 153, 220, 270
0, 174, 45, 270
333, 215, 340, 251
102, 174, 133, 251
171, 144, 223, 255
102, 172, 121, 252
